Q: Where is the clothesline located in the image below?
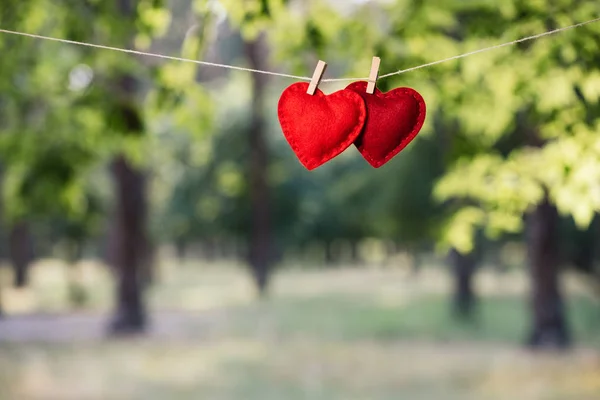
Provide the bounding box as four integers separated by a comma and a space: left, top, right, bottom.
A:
0, 16, 599, 82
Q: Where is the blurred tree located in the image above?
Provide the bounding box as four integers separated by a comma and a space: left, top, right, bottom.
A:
244, 35, 273, 294
8, 221, 33, 288
449, 247, 479, 321
0, 0, 176, 330
105, 0, 166, 334
425, 1, 600, 347
526, 193, 569, 347
195, 0, 286, 292
109, 153, 149, 333
0, 0, 104, 291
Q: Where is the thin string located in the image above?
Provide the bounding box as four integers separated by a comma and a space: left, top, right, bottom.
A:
379, 16, 600, 79
0, 28, 312, 81
0, 16, 599, 83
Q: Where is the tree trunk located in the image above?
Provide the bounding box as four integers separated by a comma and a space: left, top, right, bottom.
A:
66, 239, 87, 308
9, 221, 33, 288
526, 194, 570, 348
104, 0, 151, 335
140, 234, 155, 288
108, 155, 149, 334
244, 36, 272, 296
449, 247, 477, 320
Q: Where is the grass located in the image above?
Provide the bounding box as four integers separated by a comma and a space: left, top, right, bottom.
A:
230, 293, 600, 344
0, 259, 599, 399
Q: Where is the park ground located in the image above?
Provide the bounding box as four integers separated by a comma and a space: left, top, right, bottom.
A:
0, 257, 599, 400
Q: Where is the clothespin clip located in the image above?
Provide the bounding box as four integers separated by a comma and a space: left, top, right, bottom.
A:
367, 56, 381, 94
307, 60, 327, 95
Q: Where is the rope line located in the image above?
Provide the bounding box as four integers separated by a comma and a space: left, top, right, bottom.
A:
0, 16, 599, 82
379, 16, 600, 78
0, 28, 311, 81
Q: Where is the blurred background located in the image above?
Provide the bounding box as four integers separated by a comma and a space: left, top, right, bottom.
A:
1, 0, 600, 399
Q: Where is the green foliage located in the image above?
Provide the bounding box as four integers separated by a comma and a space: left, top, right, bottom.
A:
426, 0, 600, 252
0, 0, 103, 223
3, 0, 599, 261
0, 0, 212, 244
230, 0, 600, 254
315, 0, 600, 253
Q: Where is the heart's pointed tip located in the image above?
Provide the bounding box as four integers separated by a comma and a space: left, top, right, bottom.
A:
365, 158, 385, 168
301, 159, 322, 171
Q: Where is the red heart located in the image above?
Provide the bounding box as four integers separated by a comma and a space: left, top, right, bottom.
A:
346, 81, 426, 168
278, 82, 366, 170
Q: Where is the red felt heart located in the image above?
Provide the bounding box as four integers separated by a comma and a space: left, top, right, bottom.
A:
346, 81, 426, 168
278, 82, 366, 170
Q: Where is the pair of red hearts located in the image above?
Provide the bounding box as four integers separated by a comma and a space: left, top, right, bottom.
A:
277, 81, 426, 170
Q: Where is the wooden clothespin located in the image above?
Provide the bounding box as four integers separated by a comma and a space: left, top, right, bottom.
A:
307, 60, 327, 95
367, 56, 381, 94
